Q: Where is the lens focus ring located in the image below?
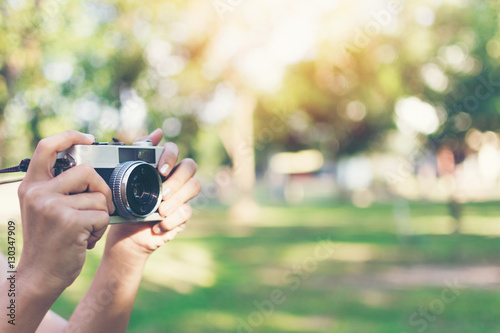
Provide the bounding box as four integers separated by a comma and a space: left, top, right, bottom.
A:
109, 161, 162, 219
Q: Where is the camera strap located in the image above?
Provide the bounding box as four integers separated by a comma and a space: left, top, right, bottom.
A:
0, 158, 72, 174
0, 159, 31, 173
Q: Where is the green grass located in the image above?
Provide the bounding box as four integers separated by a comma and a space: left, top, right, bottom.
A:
22, 202, 500, 331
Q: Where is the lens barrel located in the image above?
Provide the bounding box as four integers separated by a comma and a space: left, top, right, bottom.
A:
109, 161, 162, 219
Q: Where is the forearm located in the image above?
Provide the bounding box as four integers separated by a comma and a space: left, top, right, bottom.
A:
66, 241, 148, 333
0, 264, 62, 332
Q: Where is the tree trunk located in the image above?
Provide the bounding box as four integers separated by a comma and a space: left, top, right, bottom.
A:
225, 90, 259, 223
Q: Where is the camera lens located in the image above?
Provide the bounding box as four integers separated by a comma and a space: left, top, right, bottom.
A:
132, 181, 145, 200
109, 161, 162, 219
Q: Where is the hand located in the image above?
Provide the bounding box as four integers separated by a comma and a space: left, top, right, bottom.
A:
106, 129, 201, 257
17, 130, 114, 293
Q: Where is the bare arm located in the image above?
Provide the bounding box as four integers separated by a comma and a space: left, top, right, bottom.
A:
0, 130, 113, 333
66, 129, 200, 332
0, 253, 63, 332
1, 129, 199, 333
65, 238, 148, 332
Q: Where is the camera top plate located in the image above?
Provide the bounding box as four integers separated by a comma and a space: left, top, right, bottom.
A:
57, 142, 164, 169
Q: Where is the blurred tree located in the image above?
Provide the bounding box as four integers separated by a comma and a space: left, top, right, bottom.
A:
1, 0, 500, 218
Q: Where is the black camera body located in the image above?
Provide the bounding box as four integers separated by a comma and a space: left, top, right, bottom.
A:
56, 141, 164, 223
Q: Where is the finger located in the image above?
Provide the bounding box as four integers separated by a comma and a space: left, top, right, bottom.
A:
157, 142, 179, 178
64, 192, 109, 213
27, 130, 95, 182
135, 128, 163, 146
158, 178, 201, 217
160, 224, 186, 242
153, 204, 191, 234
71, 209, 110, 249
162, 159, 197, 199
49, 164, 115, 214
67, 209, 110, 249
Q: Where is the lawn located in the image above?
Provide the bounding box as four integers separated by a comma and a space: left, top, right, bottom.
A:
33, 202, 500, 331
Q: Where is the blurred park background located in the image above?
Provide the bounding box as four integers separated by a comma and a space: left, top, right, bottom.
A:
2, 0, 500, 331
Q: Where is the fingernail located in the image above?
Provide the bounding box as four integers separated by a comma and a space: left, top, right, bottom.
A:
160, 164, 170, 176
85, 134, 95, 142
163, 187, 172, 199
153, 224, 162, 235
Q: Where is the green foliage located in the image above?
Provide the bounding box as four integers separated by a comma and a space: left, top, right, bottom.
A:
40, 202, 500, 332
1, 0, 500, 170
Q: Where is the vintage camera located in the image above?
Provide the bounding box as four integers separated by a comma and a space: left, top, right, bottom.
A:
56, 141, 164, 223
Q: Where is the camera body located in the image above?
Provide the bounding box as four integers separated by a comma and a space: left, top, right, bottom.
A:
56, 141, 164, 223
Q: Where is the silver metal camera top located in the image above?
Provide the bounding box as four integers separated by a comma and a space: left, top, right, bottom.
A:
57, 143, 164, 168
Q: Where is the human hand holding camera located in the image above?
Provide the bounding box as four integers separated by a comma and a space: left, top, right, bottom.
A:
17, 130, 114, 293
65, 128, 201, 333
3, 128, 200, 333
45, 127, 200, 261
16, 128, 200, 277
105, 128, 201, 259
9, 130, 114, 332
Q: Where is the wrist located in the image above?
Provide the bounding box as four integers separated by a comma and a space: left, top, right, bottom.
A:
0, 263, 63, 331
17, 258, 67, 298
104, 224, 158, 262
103, 237, 150, 268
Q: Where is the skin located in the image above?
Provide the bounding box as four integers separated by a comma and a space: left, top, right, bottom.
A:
0, 129, 201, 332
